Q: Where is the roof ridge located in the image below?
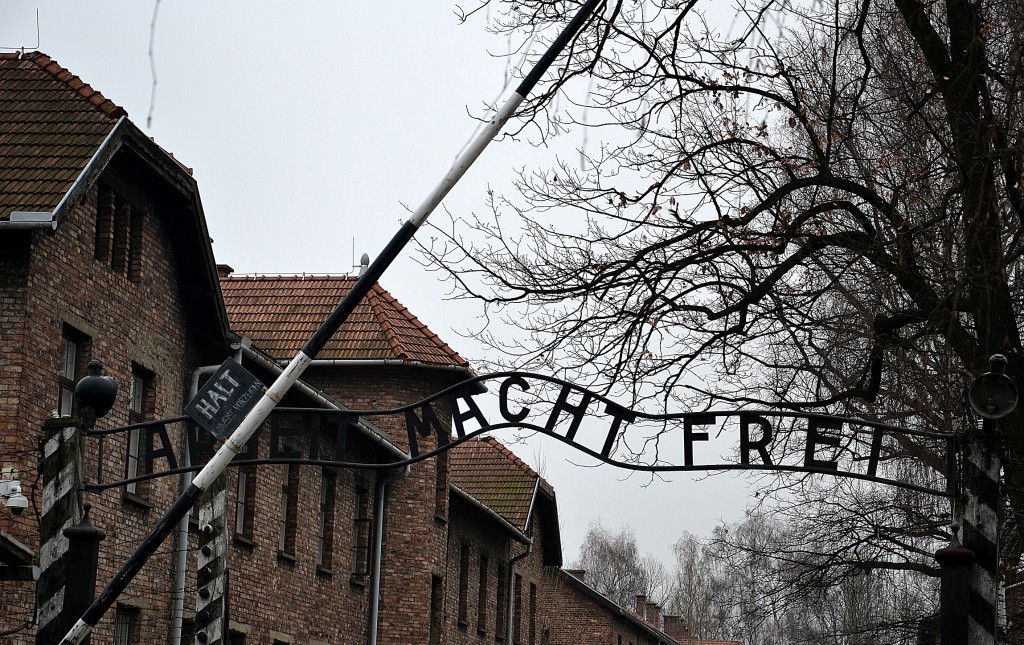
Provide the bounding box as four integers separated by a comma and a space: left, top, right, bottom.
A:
366, 283, 410, 361
23, 52, 126, 120
222, 273, 358, 281
372, 286, 468, 367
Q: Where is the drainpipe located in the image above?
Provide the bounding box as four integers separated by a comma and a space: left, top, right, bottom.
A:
506, 478, 541, 643
169, 362, 222, 645
368, 464, 410, 645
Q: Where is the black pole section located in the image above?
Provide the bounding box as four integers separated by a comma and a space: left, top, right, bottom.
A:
59, 504, 105, 645
59, 4, 602, 643
516, 0, 603, 97
935, 526, 974, 644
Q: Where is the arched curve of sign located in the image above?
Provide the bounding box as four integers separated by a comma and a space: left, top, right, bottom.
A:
82, 371, 958, 498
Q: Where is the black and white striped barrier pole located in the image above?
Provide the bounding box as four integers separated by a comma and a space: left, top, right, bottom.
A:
35, 418, 82, 645
58, 2, 602, 643
964, 354, 1019, 644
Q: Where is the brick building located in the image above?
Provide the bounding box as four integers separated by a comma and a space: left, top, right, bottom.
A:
0, 51, 733, 645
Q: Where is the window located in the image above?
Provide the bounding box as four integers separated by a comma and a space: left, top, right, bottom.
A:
477, 554, 489, 632
496, 565, 507, 641
513, 574, 522, 644
113, 606, 137, 645
58, 328, 88, 417
278, 463, 300, 558
111, 194, 131, 274
529, 583, 537, 645
125, 368, 154, 498
317, 469, 337, 571
95, 184, 114, 262
234, 465, 256, 540
429, 574, 443, 645
434, 452, 449, 519
457, 543, 470, 625
351, 485, 371, 582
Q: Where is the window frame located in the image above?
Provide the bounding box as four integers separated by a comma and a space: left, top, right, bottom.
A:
277, 462, 300, 559
234, 465, 257, 542
316, 468, 337, 572
350, 484, 372, 583
113, 606, 138, 645
124, 367, 154, 500
58, 329, 88, 418
457, 542, 470, 626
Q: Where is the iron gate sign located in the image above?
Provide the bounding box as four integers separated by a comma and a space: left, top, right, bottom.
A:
86, 371, 955, 498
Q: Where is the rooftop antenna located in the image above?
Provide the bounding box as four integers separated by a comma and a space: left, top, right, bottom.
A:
0, 9, 40, 52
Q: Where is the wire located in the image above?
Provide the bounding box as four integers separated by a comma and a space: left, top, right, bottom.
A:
146, 0, 161, 129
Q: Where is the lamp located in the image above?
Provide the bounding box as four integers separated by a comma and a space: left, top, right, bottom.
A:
74, 359, 117, 428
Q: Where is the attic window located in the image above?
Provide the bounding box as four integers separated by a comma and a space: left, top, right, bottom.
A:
94, 182, 144, 283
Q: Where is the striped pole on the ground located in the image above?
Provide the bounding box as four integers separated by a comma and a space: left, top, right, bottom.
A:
35, 418, 83, 645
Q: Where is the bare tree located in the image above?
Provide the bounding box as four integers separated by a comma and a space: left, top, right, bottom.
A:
573, 521, 670, 608
422, 0, 1024, 636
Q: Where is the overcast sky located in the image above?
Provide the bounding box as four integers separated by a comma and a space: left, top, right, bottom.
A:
1, 0, 753, 568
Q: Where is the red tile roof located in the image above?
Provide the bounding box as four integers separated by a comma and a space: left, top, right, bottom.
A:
449, 436, 544, 531
0, 52, 125, 219
220, 274, 469, 366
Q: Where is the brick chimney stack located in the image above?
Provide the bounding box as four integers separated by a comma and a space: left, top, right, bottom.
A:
646, 601, 661, 628
564, 569, 586, 583
635, 595, 647, 620
662, 615, 688, 641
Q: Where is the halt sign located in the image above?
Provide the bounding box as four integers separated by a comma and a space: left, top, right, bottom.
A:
185, 359, 265, 439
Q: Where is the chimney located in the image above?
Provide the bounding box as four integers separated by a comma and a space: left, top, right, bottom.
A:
216, 264, 233, 278
635, 595, 647, 619
646, 601, 661, 628
662, 615, 688, 641
564, 569, 586, 583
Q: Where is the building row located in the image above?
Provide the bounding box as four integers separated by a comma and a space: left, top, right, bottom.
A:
0, 51, 739, 645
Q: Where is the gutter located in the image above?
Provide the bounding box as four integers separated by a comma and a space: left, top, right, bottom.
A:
506, 477, 541, 643
303, 359, 486, 393
242, 345, 408, 461
367, 465, 410, 645
0, 116, 128, 231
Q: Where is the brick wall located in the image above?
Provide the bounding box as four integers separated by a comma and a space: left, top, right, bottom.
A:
0, 165, 221, 644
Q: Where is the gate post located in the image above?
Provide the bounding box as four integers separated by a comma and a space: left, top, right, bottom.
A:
61, 504, 105, 644
964, 354, 1019, 644
35, 418, 82, 645
935, 525, 974, 644
194, 473, 229, 644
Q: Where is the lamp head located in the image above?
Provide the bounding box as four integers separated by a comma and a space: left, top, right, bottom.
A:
969, 355, 1019, 420
74, 360, 117, 425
